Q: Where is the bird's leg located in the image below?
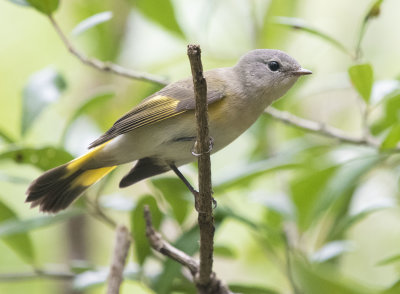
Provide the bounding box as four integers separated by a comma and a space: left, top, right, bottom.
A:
191, 137, 214, 157
169, 164, 218, 211
169, 164, 201, 211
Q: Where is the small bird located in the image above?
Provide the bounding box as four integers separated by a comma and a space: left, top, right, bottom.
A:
26, 49, 311, 213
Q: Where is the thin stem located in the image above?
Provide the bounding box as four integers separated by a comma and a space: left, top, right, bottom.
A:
0, 269, 74, 281
86, 198, 117, 229
48, 15, 168, 85
355, 21, 368, 60
265, 107, 381, 148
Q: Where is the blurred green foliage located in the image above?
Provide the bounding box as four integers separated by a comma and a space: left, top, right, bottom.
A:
1, 0, 400, 294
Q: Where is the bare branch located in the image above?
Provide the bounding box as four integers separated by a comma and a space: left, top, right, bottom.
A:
144, 205, 199, 274
143, 206, 232, 294
48, 16, 168, 86
265, 107, 381, 148
187, 44, 215, 291
0, 269, 74, 281
107, 225, 131, 294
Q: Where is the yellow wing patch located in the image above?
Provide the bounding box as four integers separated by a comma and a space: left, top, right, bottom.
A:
88, 95, 188, 148
116, 95, 183, 130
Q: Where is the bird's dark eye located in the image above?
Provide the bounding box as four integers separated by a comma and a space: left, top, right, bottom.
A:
268, 61, 280, 71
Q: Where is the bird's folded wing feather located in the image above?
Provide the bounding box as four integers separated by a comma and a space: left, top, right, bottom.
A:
88, 80, 225, 148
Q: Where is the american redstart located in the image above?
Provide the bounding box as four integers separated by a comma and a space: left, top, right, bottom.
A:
26, 49, 311, 212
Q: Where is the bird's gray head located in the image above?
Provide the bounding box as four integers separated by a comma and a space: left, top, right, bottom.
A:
234, 49, 311, 103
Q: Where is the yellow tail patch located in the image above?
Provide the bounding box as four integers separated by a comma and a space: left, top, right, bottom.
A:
71, 166, 117, 188
67, 141, 111, 172
65, 140, 116, 188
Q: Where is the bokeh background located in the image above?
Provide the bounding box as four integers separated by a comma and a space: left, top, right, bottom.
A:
1, 0, 400, 293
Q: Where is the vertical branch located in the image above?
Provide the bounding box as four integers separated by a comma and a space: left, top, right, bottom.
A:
187, 45, 215, 290
106, 225, 131, 294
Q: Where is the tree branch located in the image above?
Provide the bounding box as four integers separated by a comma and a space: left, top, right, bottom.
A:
264, 107, 381, 148
143, 206, 232, 294
187, 44, 215, 292
144, 206, 199, 274
0, 269, 74, 281
48, 15, 168, 86
106, 225, 131, 294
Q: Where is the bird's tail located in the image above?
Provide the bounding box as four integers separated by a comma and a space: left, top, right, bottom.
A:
26, 143, 116, 213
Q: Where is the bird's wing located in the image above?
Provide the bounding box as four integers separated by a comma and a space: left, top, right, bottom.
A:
88, 80, 226, 148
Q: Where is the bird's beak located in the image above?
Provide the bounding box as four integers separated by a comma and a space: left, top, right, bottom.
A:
293, 68, 312, 76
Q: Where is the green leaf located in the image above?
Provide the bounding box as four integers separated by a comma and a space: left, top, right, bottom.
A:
26, 0, 59, 15
0, 199, 35, 263
134, 0, 184, 38
290, 166, 337, 230
381, 123, 400, 150
229, 284, 279, 294
214, 156, 298, 192
371, 93, 400, 135
259, 0, 299, 48
377, 254, 400, 266
0, 209, 82, 237
293, 258, 374, 294
22, 68, 67, 136
327, 208, 381, 241
290, 154, 380, 232
131, 195, 162, 265
272, 17, 352, 57
72, 11, 113, 36
383, 280, 400, 294
214, 245, 236, 258
315, 155, 381, 216
60, 90, 114, 145
0, 146, 73, 170
348, 63, 374, 103
151, 177, 191, 224
0, 129, 15, 144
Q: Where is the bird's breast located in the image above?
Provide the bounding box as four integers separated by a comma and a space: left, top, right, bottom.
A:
207, 97, 263, 149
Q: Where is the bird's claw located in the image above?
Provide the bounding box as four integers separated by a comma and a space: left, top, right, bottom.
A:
191, 137, 214, 157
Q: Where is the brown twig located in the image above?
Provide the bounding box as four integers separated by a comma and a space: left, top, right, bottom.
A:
143, 206, 199, 274
265, 107, 381, 148
187, 44, 215, 292
106, 225, 131, 294
48, 15, 168, 86
143, 206, 232, 294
